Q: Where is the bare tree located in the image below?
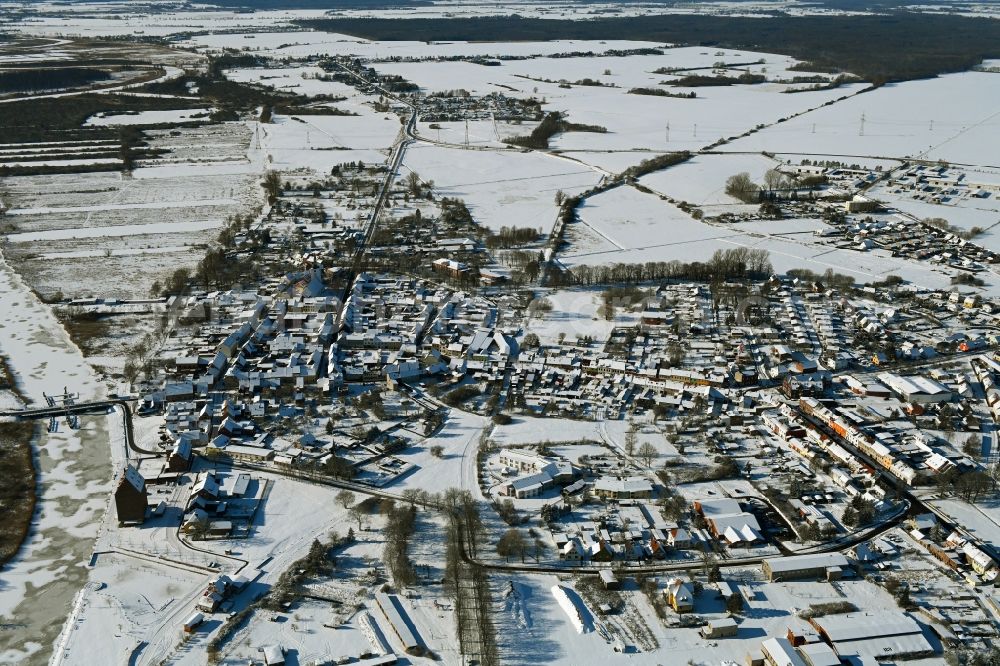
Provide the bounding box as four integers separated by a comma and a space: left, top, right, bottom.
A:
725, 172, 761, 203
336, 490, 356, 509
349, 505, 366, 531
637, 442, 658, 467
763, 168, 786, 194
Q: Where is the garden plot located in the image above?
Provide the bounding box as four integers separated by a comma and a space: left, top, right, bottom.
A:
140, 122, 256, 168
54, 554, 208, 666
928, 498, 1000, 551
494, 571, 902, 666
492, 416, 604, 447
865, 185, 1000, 252
260, 112, 401, 174
387, 407, 487, 496
401, 144, 603, 233
202, 600, 378, 666
724, 70, 1000, 166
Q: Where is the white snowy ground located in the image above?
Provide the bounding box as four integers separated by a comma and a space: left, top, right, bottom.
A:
260, 112, 401, 173
927, 498, 1000, 553
224, 66, 362, 102
400, 144, 603, 233
388, 407, 488, 498
724, 71, 1000, 166
638, 152, 781, 209
493, 572, 909, 666
370, 46, 869, 174
60, 470, 362, 666
560, 182, 983, 293
85, 108, 213, 126
0, 251, 111, 664
866, 181, 1000, 253
523, 287, 643, 345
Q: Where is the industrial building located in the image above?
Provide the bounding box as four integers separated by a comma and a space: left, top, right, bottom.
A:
762, 553, 850, 582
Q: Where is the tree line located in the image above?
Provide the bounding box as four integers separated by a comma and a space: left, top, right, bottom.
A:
505, 111, 606, 150
561, 247, 773, 287
0, 67, 110, 93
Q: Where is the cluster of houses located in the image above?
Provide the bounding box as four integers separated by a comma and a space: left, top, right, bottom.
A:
338, 273, 519, 386
884, 164, 1000, 204
813, 211, 1000, 273
794, 394, 967, 486
416, 90, 542, 123
549, 499, 696, 564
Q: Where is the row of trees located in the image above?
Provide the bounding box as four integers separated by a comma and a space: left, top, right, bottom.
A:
383, 502, 418, 587
484, 225, 541, 249
566, 247, 773, 287
441, 489, 499, 666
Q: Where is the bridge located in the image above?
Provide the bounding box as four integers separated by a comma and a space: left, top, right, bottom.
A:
0, 399, 160, 455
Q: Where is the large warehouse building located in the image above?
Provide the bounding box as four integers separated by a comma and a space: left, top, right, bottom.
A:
762, 553, 850, 582
809, 611, 935, 660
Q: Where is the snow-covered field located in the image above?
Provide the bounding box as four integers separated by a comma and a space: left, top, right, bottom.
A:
401, 144, 603, 232
260, 112, 401, 173
523, 287, 643, 345
724, 71, 1000, 166
639, 152, 780, 208
86, 108, 213, 126
558, 181, 985, 293
1, 123, 262, 300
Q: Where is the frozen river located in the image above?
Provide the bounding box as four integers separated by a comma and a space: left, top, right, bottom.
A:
0, 249, 112, 664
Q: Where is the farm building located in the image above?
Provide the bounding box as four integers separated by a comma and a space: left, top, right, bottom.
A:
182, 612, 203, 633
599, 569, 619, 590
375, 593, 424, 656
761, 637, 807, 666
260, 644, 285, 666
877, 372, 953, 404
593, 476, 653, 500
701, 617, 738, 638
694, 498, 762, 545
168, 438, 193, 471
762, 553, 849, 582
808, 611, 935, 660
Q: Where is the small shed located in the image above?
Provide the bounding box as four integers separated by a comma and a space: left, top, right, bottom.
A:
260, 644, 285, 666
700, 617, 738, 638
599, 569, 620, 590
182, 612, 204, 633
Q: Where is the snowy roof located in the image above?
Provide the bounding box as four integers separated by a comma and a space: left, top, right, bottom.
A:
594, 476, 652, 494
122, 465, 145, 493
761, 637, 807, 666
697, 498, 742, 517
811, 611, 922, 642
764, 552, 848, 573
798, 642, 840, 666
